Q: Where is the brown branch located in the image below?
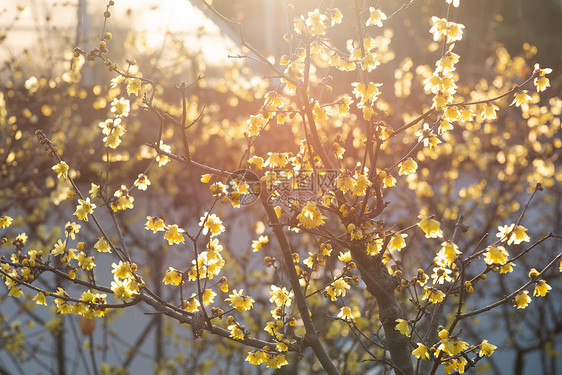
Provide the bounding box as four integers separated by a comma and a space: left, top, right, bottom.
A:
260, 189, 341, 374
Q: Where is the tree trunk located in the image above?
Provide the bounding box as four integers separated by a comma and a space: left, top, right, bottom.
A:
350, 246, 414, 375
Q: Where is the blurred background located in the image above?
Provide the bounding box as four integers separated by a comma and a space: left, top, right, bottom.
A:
0, 1, 560, 374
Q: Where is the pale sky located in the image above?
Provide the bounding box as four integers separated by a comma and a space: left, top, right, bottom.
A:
0, 0, 238, 68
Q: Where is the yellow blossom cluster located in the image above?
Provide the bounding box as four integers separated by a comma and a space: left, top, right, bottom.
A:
110, 261, 142, 301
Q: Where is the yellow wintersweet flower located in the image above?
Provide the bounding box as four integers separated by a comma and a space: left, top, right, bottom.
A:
306, 9, 327, 36
252, 235, 269, 252
363, 104, 375, 120
352, 82, 382, 106
399, 158, 418, 175
437, 52, 460, 74
484, 245, 509, 265
245, 351, 259, 366
246, 350, 270, 366
446, 0, 460, 7
145, 216, 166, 232
156, 141, 171, 167
435, 240, 461, 267
33, 292, 48, 306
266, 353, 288, 369
312, 102, 328, 121
269, 285, 293, 307
349, 227, 363, 241
112, 261, 136, 279
337, 306, 353, 321
110, 75, 125, 88
337, 93, 352, 114
110, 97, 130, 118
111, 278, 138, 301
164, 224, 185, 245
336, 173, 355, 194
248, 156, 264, 170
248, 114, 265, 137
388, 233, 407, 252
352, 173, 371, 196
76, 252, 95, 270
332, 142, 346, 159
264, 321, 278, 336
445, 21, 464, 43
443, 360, 457, 374
329, 8, 343, 25
14, 233, 28, 246
183, 295, 200, 312
431, 267, 453, 284
65, 221, 81, 240
424, 74, 442, 93
337, 58, 356, 72
51, 239, 65, 256
479, 340, 496, 357
99, 118, 126, 148
226, 289, 255, 311
533, 64, 552, 92
52, 161, 69, 179
533, 280, 551, 297
94, 237, 111, 253
496, 224, 514, 242
338, 250, 352, 263
220, 280, 229, 293
163, 267, 183, 285
126, 78, 141, 96
0, 216, 13, 228
293, 15, 306, 34
89, 183, 99, 199
437, 328, 449, 339
412, 343, 430, 360
361, 52, 380, 72
433, 93, 450, 109
459, 106, 474, 122
395, 319, 410, 336
74, 198, 96, 222
134, 173, 150, 191
417, 215, 444, 238
199, 213, 225, 237
416, 123, 442, 148
528, 268, 539, 278
499, 262, 515, 274
443, 106, 461, 121
265, 152, 288, 168
325, 287, 337, 301
513, 290, 531, 309
438, 337, 468, 356
296, 202, 326, 229
439, 119, 454, 135
511, 90, 532, 107
481, 103, 499, 120
379, 171, 396, 188
510, 225, 530, 245
367, 237, 383, 255
200, 174, 212, 183
366, 7, 387, 27
8, 285, 23, 298
331, 279, 350, 298
422, 287, 445, 303
429, 17, 448, 41
202, 288, 216, 305
111, 185, 134, 211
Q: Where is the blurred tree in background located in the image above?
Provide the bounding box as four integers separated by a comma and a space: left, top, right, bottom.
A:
0, 1, 561, 374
